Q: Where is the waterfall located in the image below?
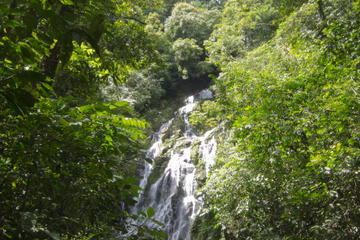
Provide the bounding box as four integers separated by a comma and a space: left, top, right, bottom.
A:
136, 118, 174, 202
133, 89, 217, 239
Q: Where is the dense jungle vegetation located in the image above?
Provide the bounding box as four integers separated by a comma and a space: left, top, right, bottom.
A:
1, 0, 360, 239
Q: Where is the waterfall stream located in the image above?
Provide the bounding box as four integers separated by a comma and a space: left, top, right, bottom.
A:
134, 90, 217, 239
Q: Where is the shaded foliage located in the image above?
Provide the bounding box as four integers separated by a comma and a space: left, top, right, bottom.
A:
0, 0, 167, 239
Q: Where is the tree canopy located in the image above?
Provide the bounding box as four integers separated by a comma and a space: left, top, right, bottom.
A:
3, 0, 360, 239
195, 0, 360, 239
0, 0, 166, 239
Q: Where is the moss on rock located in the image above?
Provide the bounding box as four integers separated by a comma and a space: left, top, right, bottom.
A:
147, 155, 171, 187
161, 113, 185, 141
190, 140, 201, 165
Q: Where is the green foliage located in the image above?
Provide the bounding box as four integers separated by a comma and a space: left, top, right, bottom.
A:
0, 0, 161, 110
163, 2, 219, 82
54, 42, 109, 97
172, 38, 203, 80
191, 0, 227, 9
205, 0, 307, 66
164, 2, 219, 45
200, 0, 360, 239
0, 0, 168, 239
0, 97, 149, 239
164, 2, 218, 83
189, 100, 219, 134
103, 66, 166, 114
191, 210, 222, 240
142, 97, 183, 130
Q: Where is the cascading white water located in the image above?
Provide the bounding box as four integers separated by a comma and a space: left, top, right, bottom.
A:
136, 119, 174, 203
134, 89, 217, 240
199, 128, 217, 177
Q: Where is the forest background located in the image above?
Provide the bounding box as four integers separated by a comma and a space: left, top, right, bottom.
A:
1, 0, 360, 239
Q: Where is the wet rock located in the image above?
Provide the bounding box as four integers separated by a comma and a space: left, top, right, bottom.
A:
132, 93, 219, 240
195, 89, 213, 101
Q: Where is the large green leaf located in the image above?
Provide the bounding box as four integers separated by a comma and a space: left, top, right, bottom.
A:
146, 207, 155, 218
59, 0, 74, 6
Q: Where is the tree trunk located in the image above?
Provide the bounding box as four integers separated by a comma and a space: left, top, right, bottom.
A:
317, 0, 326, 23
317, 0, 327, 39
43, 41, 61, 78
